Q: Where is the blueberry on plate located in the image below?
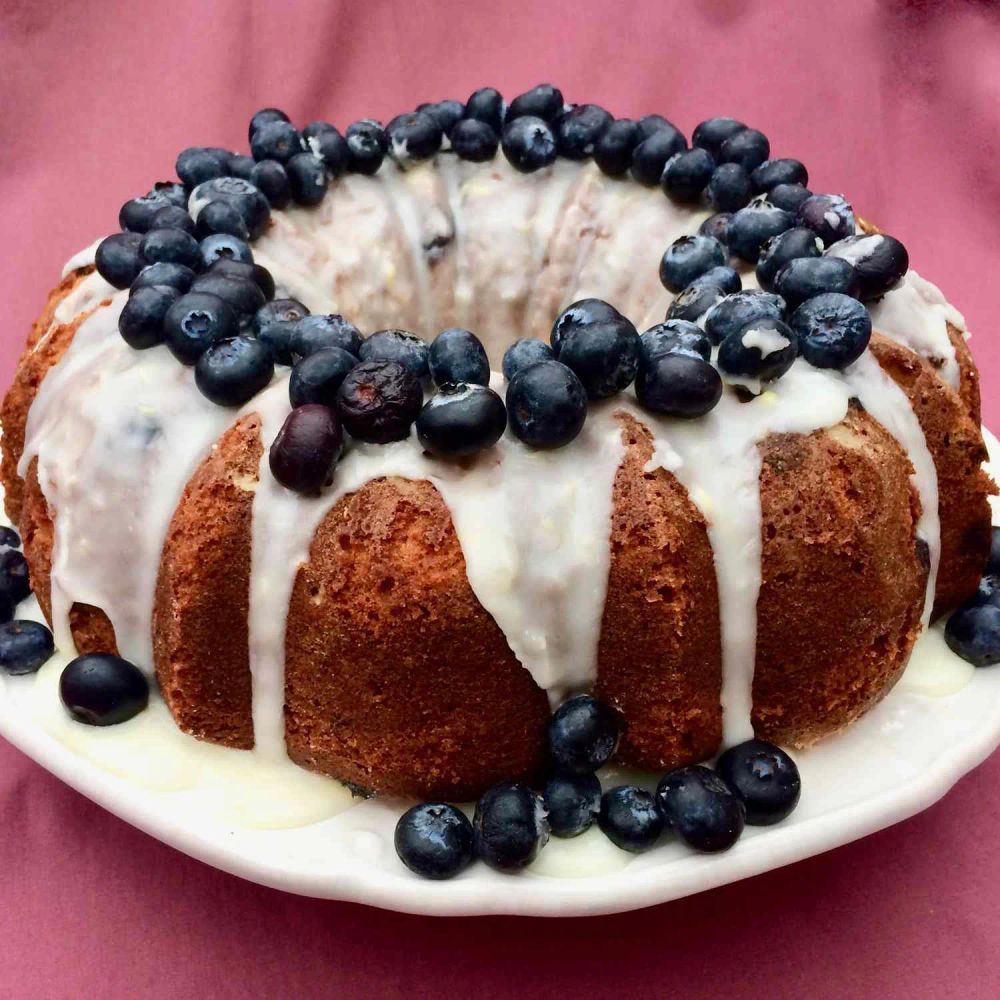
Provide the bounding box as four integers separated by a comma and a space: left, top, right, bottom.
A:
449, 119, 499, 162
131, 262, 195, 294
0, 526, 20, 550
248, 107, 291, 143
419, 99, 465, 137
199, 232, 253, 269
543, 772, 601, 838
505, 83, 564, 123
662, 147, 716, 202
473, 782, 549, 873
250, 159, 292, 209
254, 298, 311, 365
227, 154, 256, 181
665, 277, 728, 324
502, 338, 554, 381
302, 121, 348, 177
725, 204, 795, 262
416, 383, 507, 458
719, 128, 770, 171
190, 272, 266, 316
163, 291, 239, 364
707, 163, 753, 213
0, 549, 29, 605
285, 153, 329, 206
429, 327, 490, 386
704, 289, 786, 345
195, 335, 275, 406
692, 116, 747, 158
775, 255, 858, 310
547, 694, 620, 774
59, 653, 149, 727
386, 111, 442, 163
0, 620, 55, 676
250, 119, 303, 163
658, 235, 727, 293
139, 228, 201, 270
195, 200, 250, 241
797, 193, 856, 246
269, 404, 344, 493
464, 86, 506, 133
336, 360, 423, 443
149, 205, 196, 235
657, 765, 745, 852
557, 315, 640, 399
751, 158, 808, 193
756, 227, 822, 292
191, 177, 271, 239
636, 352, 723, 418
118, 285, 180, 350
946, 600, 1000, 667
699, 213, 732, 246
289, 348, 358, 408
359, 329, 430, 382
507, 360, 587, 449
790, 292, 872, 369
631, 128, 687, 186
345, 119, 388, 175
717, 317, 798, 384
290, 314, 363, 360
394, 802, 474, 880
555, 104, 612, 159
716, 739, 801, 826
824, 233, 909, 301
175, 146, 231, 188
598, 786, 664, 853
594, 119, 640, 177
95, 232, 144, 289
501, 116, 557, 172
549, 298, 623, 354
767, 182, 812, 215
640, 320, 712, 363
987, 525, 1000, 577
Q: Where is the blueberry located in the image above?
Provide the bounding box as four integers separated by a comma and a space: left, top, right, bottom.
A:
547, 694, 619, 774
717, 317, 798, 383
555, 104, 612, 158
195, 200, 250, 241
59, 653, 149, 727
946, 601, 1000, 666
726, 204, 795, 262
190, 273, 266, 316
419, 99, 465, 137
386, 111, 442, 163
195, 335, 275, 406
176, 147, 231, 187
695, 265, 743, 294
790, 293, 872, 369
824, 233, 909, 301
719, 128, 770, 171
752, 158, 808, 193
767, 183, 812, 214
0, 550, 30, 605
199, 233, 253, 269
473, 782, 549, 872
656, 765, 745, 852
416, 383, 507, 458
250, 120, 303, 163
359, 329, 430, 382
148, 205, 196, 235
131, 262, 195, 294
253, 298, 310, 365
344, 119, 387, 175
163, 292, 238, 364
543, 772, 601, 838
557, 314, 640, 399
662, 147, 716, 201
268, 404, 344, 493
394, 802, 474, 880
707, 163, 753, 213
0, 594, 11, 625
302, 121, 347, 176
119, 190, 176, 233
95, 232, 144, 289
0, 526, 20, 549
289, 348, 358, 408
797, 193, 856, 247
505, 84, 564, 123
699, 213, 732, 245
139, 228, 201, 271
250, 159, 292, 208
507, 360, 587, 449
593, 119, 640, 176
665, 278, 728, 324
191, 177, 270, 239
692, 117, 747, 158
756, 226, 822, 292
428, 327, 490, 386
336, 360, 423, 443
151, 181, 188, 210
704, 289, 786, 345
659, 235, 727, 293
0, 620, 54, 676
631, 128, 687, 186
502, 338, 553, 380
449, 119, 499, 162
550, 298, 623, 354
987, 526, 1000, 576
640, 320, 712, 363
464, 87, 505, 132
716, 739, 801, 826
636, 352, 723, 418
290, 314, 363, 360
248, 107, 290, 142
209, 258, 275, 300
501, 116, 557, 172
635, 113, 681, 142
118, 285, 180, 350
227, 154, 256, 181
598, 786, 664, 853
775, 255, 858, 310
285, 153, 329, 205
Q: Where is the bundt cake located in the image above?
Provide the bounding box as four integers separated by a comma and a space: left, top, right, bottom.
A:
2, 89, 993, 803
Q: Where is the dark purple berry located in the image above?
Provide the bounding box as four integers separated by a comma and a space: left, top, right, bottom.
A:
269, 404, 344, 494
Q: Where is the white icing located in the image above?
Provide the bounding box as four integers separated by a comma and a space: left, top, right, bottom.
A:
740, 326, 791, 358
60, 238, 102, 278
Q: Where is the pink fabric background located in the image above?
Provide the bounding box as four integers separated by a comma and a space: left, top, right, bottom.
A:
2, 1, 1000, 996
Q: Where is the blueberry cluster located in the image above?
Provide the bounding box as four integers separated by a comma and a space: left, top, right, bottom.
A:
946, 526, 1000, 667
394, 693, 802, 879
0, 528, 58, 679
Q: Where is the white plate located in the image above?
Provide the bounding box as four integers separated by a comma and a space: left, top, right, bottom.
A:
1, 433, 999, 918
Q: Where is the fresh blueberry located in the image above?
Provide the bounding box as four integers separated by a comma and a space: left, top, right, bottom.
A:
290, 314, 363, 360
285, 153, 329, 205
386, 111, 442, 163
190, 272, 266, 316
119, 190, 177, 233
659, 235, 727, 293
752, 158, 808, 193
227, 154, 256, 181
336, 360, 423, 443
195, 335, 275, 406
719, 128, 770, 171
429, 327, 490, 386
556, 104, 612, 159
593, 119, 640, 177
394, 802, 474, 880
547, 694, 619, 774
473, 782, 549, 872
543, 772, 601, 838
199, 233, 253, 269
775, 255, 858, 310
695, 265, 743, 294
163, 292, 239, 364
797, 193, 856, 246
302, 121, 348, 176
253, 298, 310, 365
464, 87, 505, 132
59, 653, 149, 727
987, 526, 1000, 576
501, 116, 557, 172
716, 739, 801, 826
206, 260, 273, 303
191, 177, 270, 239
656, 765, 745, 852
767, 183, 812, 214
416, 383, 507, 458
662, 147, 716, 202
550, 298, 623, 354
250, 120, 303, 163
704, 289, 786, 345
250, 159, 292, 208
707, 163, 753, 213
118, 285, 180, 350
359, 329, 430, 382
0, 526, 20, 550
95, 232, 144, 289
507, 360, 587, 449
269, 404, 344, 494
139, 228, 201, 270
419, 100, 465, 137
598, 786, 664, 853
343, 119, 387, 175
665, 277, 728, 324
640, 320, 712, 363
505, 84, 564, 123
726, 204, 795, 262
131, 262, 195, 294
824, 233, 909, 301
635, 113, 682, 142
195, 200, 250, 240
148, 205, 195, 235
791, 293, 872, 369
557, 314, 640, 399
502, 339, 553, 381
0, 621, 54, 676
449, 118, 499, 162
756, 226, 822, 292
248, 107, 290, 143
151, 181, 188, 210
0, 550, 30, 605
699, 213, 732, 245
631, 128, 687, 186
176, 146, 231, 187
0, 595, 11, 625
289, 348, 358, 408
717, 317, 798, 384
947, 596, 1000, 666
636, 351, 723, 418
692, 117, 747, 158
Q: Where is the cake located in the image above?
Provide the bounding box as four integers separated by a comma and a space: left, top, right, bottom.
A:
2, 88, 993, 803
